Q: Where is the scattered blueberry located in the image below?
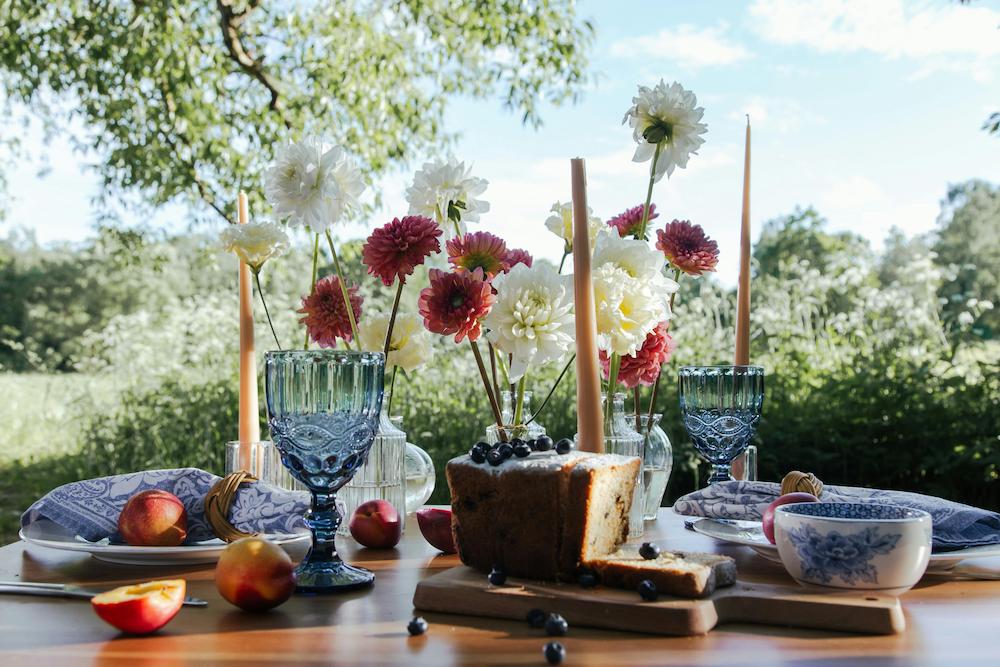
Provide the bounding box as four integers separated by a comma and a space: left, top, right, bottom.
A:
513, 441, 532, 458
470, 446, 487, 464
578, 571, 598, 588
555, 438, 573, 455
639, 542, 660, 560
526, 608, 547, 628
543, 641, 566, 665
407, 616, 428, 636
489, 567, 507, 586
535, 435, 553, 452
638, 579, 658, 601
527, 438, 538, 451
496, 442, 514, 460
544, 613, 568, 636
486, 448, 504, 466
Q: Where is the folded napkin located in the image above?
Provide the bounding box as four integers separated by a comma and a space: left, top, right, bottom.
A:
674, 481, 1000, 551
21, 468, 309, 544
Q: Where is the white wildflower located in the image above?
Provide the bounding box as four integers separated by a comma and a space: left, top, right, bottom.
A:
219, 221, 290, 273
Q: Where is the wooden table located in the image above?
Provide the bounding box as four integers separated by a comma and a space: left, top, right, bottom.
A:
1, 509, 999, 666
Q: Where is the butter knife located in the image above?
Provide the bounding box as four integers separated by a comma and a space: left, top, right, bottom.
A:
0, 581, 208, 606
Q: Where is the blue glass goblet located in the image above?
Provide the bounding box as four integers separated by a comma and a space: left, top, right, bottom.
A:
679, 365, 764, 485
265, 350, 384, 592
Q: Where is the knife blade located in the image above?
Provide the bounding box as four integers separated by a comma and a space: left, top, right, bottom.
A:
0, 581, 208, 606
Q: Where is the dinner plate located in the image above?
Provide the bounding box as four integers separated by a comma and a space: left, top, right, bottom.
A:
690, 517, 1000, 572
19, 519, 311, 565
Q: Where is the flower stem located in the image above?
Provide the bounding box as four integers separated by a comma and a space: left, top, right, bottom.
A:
387, 366, 397, 416
605, 353, 621, 427
636, 143, 663, 241
557, 250, 569, 274
487, 341, 502, 406
641, 268, 681, 440
470, 339, 507, 441
304, 233, 320, 349
383, 279, 405, 359
253, 271, 282, 351
633, 386, 642, 432
526, 354, 574, 425
324, 230, 360, 350
513, 374, 527, 427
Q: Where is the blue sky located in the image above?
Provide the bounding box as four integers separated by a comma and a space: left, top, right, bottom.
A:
5, 0, 999, 285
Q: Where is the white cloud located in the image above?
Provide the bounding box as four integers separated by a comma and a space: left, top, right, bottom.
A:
750, 0, 1000, 81
611, 23, 752, 68
727, 96, 823, 134
816, 175, 938, 245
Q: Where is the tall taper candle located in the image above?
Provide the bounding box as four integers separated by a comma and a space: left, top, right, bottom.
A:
571, 158, 605, 453
237, 191, 260, 468
735, 116, 752, 366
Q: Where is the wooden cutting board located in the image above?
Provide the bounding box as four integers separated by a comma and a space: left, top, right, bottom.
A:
413, 566, 904, 636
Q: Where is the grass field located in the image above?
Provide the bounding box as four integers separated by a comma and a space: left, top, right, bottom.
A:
0, 373, 118, 543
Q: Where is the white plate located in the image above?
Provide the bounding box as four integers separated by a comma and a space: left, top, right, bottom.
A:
19, 519, 311, 565
690, 517, 1000, 573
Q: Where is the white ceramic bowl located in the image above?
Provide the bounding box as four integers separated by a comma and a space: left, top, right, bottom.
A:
774, 502, 932, 593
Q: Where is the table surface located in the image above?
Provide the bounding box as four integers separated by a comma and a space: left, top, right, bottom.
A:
2, 509, 999, 666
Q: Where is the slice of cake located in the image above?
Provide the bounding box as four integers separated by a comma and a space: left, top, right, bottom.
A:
446, 450, 640, 581
585, 548, 737, 598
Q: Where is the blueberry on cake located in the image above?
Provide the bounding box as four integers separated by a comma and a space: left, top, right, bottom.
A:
445, 449, 640, 580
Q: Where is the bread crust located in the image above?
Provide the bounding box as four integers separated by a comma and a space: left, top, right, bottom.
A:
586, 550, 737, 599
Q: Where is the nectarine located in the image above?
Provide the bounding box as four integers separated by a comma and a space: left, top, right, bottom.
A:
416, 508, 456, 554
349, 499, 402, 549
118, 489, 188, 547
215, 537, 296, 611
91, 579, 186, 635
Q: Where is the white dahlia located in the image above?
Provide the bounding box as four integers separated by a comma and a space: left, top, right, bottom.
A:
359, 312, 433, 372
219, 221, 290, 273
484, 263, 575, 382
592, 230, 677, 323
544, 201, 603, 252
264, 139, 364, 230
405, 158, 490, 234
623, 80, 707, 182
591, 264, 663, 357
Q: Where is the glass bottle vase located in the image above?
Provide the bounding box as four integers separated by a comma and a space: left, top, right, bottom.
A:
485, 390, 547, 443
635, 413, 672, 521
337, 391, 406, 536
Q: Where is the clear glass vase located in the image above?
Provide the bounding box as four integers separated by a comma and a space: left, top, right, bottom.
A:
338, 391, 406, 536
399, 427, 436, 513
635, 413, 672, 521
485, 390, 547, 443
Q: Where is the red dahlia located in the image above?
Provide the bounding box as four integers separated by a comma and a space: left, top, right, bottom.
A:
362, 215, 442, 286
418, 268, 495, 343
446, 231, 509, 278
503, 248, 533, 272
655, 220, 719, 275
298, 275, 363, 348
607, 203, 658, 238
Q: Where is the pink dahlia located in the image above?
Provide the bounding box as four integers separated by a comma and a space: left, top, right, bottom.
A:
362, 215, 442, 286
418, 268, 495, 343
600, 322, 676, 389
446, 231, 509, 278
298, 275, 363, 347
504, 248, 533, 272
655, 220, 719, 276
607, 203, 658, 238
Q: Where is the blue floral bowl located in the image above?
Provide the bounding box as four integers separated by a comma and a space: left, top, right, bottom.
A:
774, 503, 932, 593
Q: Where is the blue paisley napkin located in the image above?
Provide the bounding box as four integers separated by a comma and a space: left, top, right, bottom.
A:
674, 481, 1000, 551
21, 468, 309, 544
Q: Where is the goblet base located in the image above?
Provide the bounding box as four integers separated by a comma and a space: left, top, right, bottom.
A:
294, 558, 375, 593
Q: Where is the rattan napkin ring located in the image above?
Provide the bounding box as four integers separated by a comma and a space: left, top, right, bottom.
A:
205, 471, 260, 542
780, 470, 824, 498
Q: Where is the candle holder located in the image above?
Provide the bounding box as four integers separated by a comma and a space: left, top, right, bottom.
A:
679, 365, 764, 485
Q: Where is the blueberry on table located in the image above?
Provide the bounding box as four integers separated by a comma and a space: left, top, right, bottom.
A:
638, 579, 658, 601
526, 608, 547, 628
486, 448, 504, 466
639, 542, 660, 560
544, 613, 568, 636
407, 617, 428, 636
488, 567, 507, 586
554, 438, 573, 455
543, 641, 566, 665
578, 571, 598, 588
535, 435, 553, 452
513, 442, 532, 458
470, 446, 487, 464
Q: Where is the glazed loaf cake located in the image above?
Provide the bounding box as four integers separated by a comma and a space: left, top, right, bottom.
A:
446, 450, 640, 580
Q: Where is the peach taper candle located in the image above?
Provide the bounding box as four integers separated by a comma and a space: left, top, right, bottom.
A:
237, 191, 260, 468
735, 116, 752, 366
571, 158, 604, 453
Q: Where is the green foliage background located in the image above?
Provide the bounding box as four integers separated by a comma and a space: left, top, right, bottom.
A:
1, 181, 998, 543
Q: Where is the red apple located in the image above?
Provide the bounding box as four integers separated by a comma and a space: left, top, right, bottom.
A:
118, 490, 188, 546
349, 499, 402, 549
416, 508, 456, 554
215, 536, 296, 611
762, 492, 819, 544
91, 579, 186, 634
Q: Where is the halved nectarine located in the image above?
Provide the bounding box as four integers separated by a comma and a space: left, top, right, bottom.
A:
91, 579, 186, 635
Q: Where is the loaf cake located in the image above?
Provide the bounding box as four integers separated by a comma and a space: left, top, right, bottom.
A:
586, 547, 737, 598
446, 450, 640, 580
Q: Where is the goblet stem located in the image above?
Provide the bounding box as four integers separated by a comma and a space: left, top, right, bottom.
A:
708, 464, 733, 485
294, 488, 375, 593
305, 490, 341, 564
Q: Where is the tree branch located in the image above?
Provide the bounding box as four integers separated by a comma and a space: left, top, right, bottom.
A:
216, 0, 289, 124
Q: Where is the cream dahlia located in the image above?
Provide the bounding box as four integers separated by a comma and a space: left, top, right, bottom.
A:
544, 201, 602, 252
219, 221, 289, 273
623, 80, 707, 182
600, 321, 676, 389
264, 139, 364, 230
359, 312, 433, 372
